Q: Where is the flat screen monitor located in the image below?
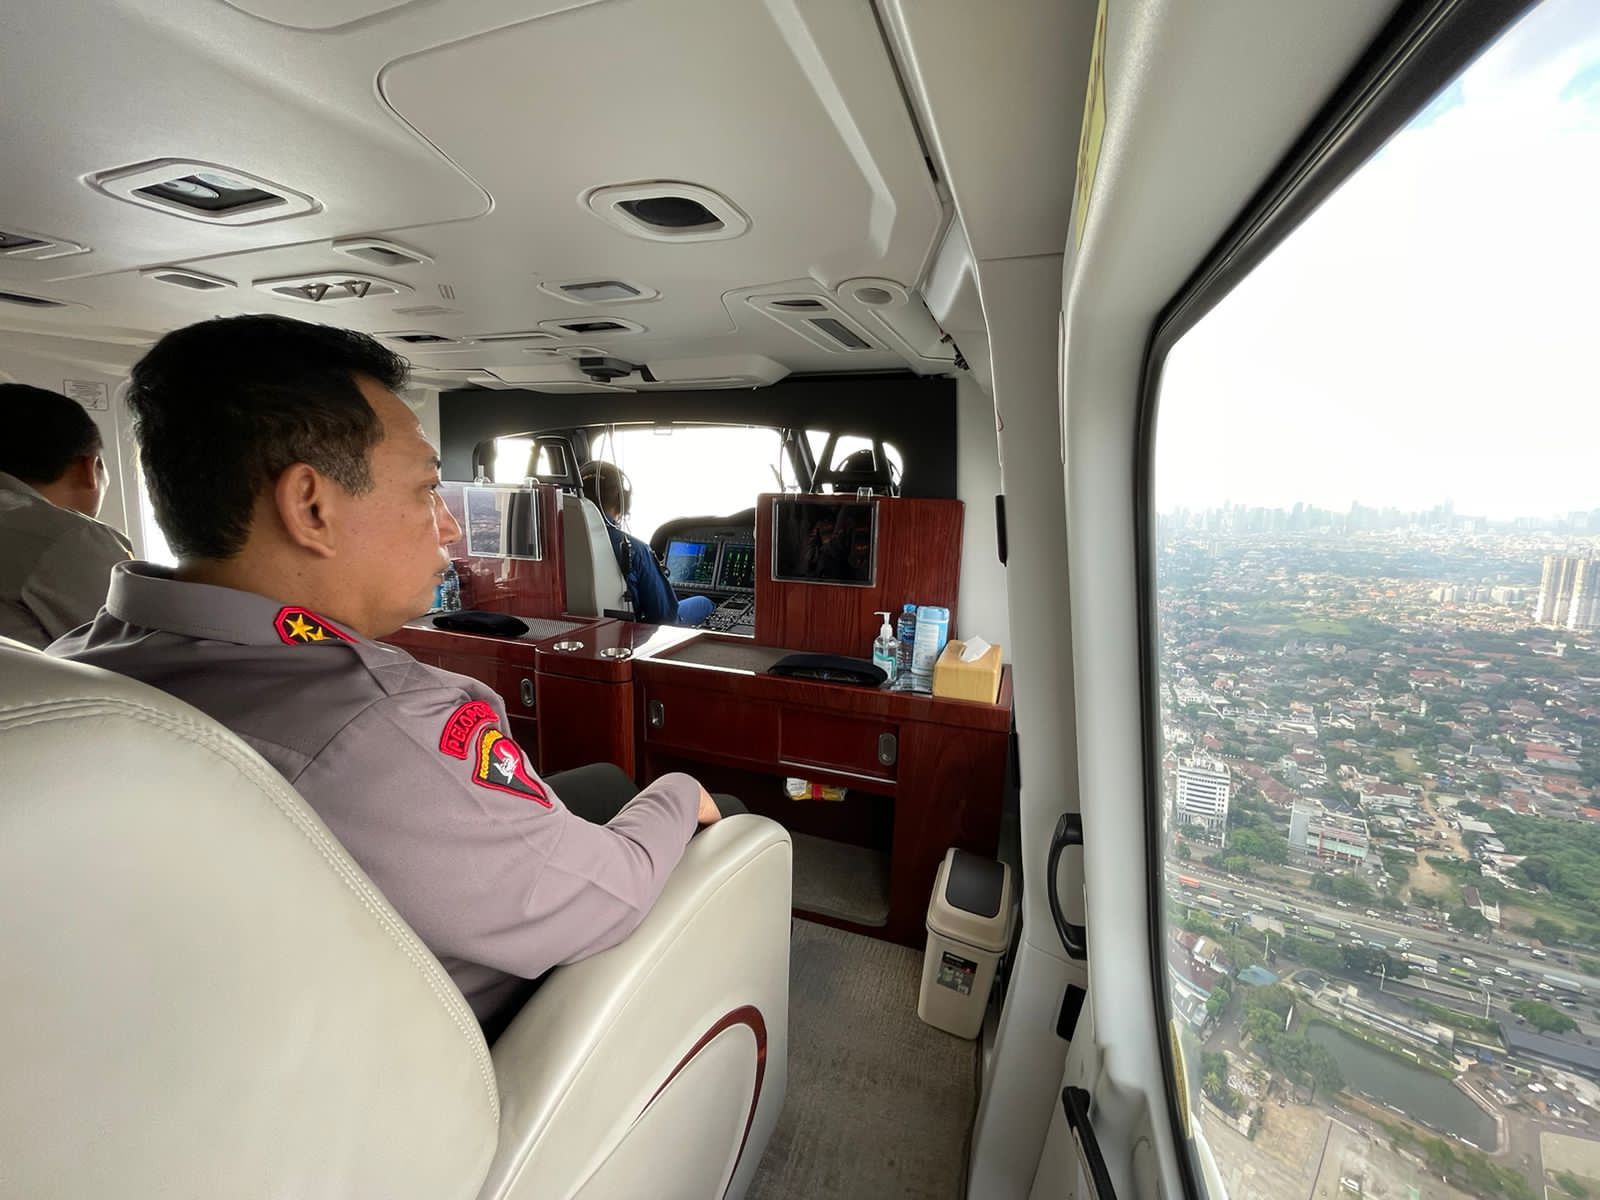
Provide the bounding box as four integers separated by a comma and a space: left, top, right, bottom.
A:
716, 542, 756, 592
664, 539, 720, 589
771, 498, 876, 586
463, 485, 542, 560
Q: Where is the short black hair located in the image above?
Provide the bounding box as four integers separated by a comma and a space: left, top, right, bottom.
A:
0, 383, 103, 484
128, 315, 409, 559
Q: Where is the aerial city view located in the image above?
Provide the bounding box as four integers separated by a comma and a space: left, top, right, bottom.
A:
1157, 507, 1600, 1200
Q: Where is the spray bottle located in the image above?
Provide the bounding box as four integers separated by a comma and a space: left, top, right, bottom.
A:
872, 611, 897, 685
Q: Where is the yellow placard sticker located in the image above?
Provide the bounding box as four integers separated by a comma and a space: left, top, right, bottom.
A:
1071, 0, 1108, 252
1169, 1018, 1194, 1140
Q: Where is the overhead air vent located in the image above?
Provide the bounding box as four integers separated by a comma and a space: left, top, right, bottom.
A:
254, 272, 410, 304
0, 226, 89, 261
141, 266, 235, 292
537, 316, 646, 337
331, 237, 431, 269
746, 292, 880, 354
0, 290, 69, 308
541, 278, 658, 305
584, 182, 749, 244
808, 317, 872, 351
377, 330, 458, 345
471, 330, 556, 345
91, 160, 318, 226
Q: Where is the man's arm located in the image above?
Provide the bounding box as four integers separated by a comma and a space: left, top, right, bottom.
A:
295, 686, 704, 981
625, 531, 679, 624
22, 519, 133, 642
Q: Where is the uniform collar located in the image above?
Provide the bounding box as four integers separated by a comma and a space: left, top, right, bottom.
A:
105, 561, 363, 649
0, 470, 50, 504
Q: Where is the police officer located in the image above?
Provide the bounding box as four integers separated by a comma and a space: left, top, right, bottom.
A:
0, 383, 132, 647
53, 315, 724, 1034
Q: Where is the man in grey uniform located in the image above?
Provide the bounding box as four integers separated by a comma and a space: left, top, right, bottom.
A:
53, 315, 722, 1034
0, 383, 132, 647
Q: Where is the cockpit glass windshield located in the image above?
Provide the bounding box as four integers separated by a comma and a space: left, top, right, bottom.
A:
588, 425, 787, 546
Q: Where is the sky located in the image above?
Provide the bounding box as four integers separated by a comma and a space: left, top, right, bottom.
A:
1155, 0, 1600, 521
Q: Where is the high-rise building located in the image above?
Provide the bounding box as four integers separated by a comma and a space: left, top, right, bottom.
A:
1566, 560, 1600, 631
1174, 757, 1231, 846
1529, 553, 1593, 630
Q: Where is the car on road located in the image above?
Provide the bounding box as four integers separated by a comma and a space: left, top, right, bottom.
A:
1477, 976, 1495, 988
1423, 965, 1439, 975
1462, 957, 1477, 969
1494, 966, 1512, 976
1532, 949, 1549, 959
1336, 901, 1351, 909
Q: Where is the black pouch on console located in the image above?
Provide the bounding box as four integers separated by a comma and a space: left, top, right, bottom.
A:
767, 653, 887, 688
432, 610, 530, 638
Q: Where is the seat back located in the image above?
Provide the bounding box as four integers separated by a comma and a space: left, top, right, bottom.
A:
0, 639, 499, 1200
561, 492, 632, 618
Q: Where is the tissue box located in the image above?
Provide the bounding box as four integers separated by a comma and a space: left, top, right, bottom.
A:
932, 639, 1003, 704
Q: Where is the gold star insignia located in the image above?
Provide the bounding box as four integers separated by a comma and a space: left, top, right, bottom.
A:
284, 614, 315, 641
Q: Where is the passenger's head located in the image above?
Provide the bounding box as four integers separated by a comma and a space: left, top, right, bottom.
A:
579, 460, 630, 522
0, 383, 108, 517
128, 315, 462, 637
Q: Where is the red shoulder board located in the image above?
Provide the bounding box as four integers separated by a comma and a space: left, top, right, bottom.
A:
273, 606, 354, 646
472, 727, 552, 807
439, 700, 498, 760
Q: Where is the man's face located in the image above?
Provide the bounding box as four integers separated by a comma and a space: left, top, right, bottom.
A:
335, 377, 462, 636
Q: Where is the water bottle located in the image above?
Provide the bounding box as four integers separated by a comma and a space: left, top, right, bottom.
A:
440, 562, 462, 613
894, 603, 917, 690
911, 604, 950, 692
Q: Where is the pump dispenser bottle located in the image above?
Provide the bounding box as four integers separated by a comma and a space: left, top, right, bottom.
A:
872, 611, 897, 685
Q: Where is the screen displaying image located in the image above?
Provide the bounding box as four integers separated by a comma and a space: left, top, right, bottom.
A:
664, 539, 719, 588
716, 542, 756, 591
464, 486, 542, 560
771, 499, 875, 586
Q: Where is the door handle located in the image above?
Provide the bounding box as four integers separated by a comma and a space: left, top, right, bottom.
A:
648, 700, 665, 729
519, 678, 534, 708
877, 732, 898, 766
1048, 812, 1088, 959
1061, 1086, 1117, 1200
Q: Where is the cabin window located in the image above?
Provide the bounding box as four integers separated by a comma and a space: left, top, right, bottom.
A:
490, 437, 565, 484
805, 431, 903, 492
1149, 2, 1600, 1192
587, 424, 788, 546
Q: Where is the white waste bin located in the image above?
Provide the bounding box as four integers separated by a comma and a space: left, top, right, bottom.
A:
917, 847, 1014, 1039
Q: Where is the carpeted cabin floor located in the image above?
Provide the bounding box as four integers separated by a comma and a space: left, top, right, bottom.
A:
748, 919, 979, 1199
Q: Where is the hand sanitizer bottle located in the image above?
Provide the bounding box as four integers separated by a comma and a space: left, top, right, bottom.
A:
872, 611, 898, 685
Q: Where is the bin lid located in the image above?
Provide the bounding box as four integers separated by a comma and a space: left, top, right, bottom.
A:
926, 848, 1013, 953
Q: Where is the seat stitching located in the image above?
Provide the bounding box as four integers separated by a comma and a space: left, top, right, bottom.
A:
0, 696, 500, 1118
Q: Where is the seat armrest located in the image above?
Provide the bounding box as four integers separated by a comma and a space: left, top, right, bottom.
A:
478, 814, 792, 1200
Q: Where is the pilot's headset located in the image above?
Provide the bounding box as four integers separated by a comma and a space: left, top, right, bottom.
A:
579, 460, 633, 524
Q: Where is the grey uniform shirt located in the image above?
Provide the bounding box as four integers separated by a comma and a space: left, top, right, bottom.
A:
0, 470, 132, 648
51, 561, 701, 1028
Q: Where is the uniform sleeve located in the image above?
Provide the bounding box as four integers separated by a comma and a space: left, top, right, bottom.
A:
293, 684, 700, 982
20, 519, 133, 642
626, 532, 679, 624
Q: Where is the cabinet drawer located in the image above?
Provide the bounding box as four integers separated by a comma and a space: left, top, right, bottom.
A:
780, 708, 898, 781
642, 684, 779, 765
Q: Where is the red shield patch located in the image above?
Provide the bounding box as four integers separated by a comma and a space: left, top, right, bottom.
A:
439, 700, 499, 760
273, 606, 354, 646
472, 728, 552, 807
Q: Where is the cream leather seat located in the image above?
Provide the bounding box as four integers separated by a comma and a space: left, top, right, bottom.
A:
0, 638, 791, 1199
561, 492, 633, 618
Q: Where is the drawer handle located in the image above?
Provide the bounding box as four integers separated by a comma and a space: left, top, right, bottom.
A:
877, 732, 897, 767
519, 678, 534, 709
648, 700, 665, 729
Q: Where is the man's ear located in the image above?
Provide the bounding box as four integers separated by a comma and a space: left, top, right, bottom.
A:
272, 464, 339, 559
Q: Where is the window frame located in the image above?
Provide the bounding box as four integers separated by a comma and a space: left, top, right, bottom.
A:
1131, 1, 1539, 1193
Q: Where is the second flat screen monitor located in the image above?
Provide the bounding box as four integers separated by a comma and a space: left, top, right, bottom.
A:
771, 498, 876, 586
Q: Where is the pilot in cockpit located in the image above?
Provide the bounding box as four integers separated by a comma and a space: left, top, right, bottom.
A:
579, 460, 714, 627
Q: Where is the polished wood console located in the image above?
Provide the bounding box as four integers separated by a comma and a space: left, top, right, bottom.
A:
385, 615, 1011, 949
